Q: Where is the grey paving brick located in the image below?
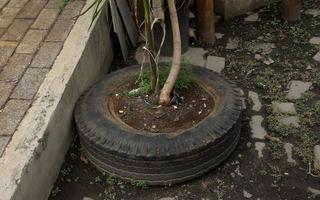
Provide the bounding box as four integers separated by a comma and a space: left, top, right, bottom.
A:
16, 29, 46, 54
0, 28, 5, 37
31, 8, 60, 30
45, 0, 63, 9
0, 82, 15, 108
11, 68, 49, 99
6, 0, 29, 8
17, 0, 47, 19
1, 19, 33, 41
58, 3, 84, 20
0, 136, 10, 157
46, 19, 74, 42
0, 0, 9, 10
0, 99, 31, 136
0, 53, 32, 82
0, 7, 20, 28
0, 41, 17, 67
64, 0, 85, 10
30, 42, 62, 68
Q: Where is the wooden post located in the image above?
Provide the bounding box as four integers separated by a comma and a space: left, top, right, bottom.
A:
196, 0, 215, 45
282, 0, 301, 21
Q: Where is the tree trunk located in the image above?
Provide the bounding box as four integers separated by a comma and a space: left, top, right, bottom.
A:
282, 0, 301, 21
159, 0, 182, 105
143, 0, 158, 93
196, 0, 215, 44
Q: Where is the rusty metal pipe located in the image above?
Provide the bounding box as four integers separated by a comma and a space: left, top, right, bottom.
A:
196, 0, 215, 45
282, 0, 301, 21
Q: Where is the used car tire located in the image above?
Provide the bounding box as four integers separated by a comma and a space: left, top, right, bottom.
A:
74, 65, 243, 185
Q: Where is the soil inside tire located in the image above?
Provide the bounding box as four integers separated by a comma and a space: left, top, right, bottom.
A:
109, 79, 215, 135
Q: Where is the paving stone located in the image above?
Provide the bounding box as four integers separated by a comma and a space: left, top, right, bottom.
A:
313, 52, 320, 64
0, 41, 17, 67
286, 80, 312, 100
279, 116, 300, 128
64, 0, 85, 10
16, 29, 47, 54
271, 101, 297, 115
255, 142, 265, 158
17, 0, 47, 19
46, 20, 75, 42
206, 56, 225, 73
31, 8, 60, 30
0, 99, 31, 136
0, 53, 32, 82
182, 47, 206, 66
1, 19, 33, 41
58, 2, 84, 20
0, 28, 5, 37
244, 13, 259, 22
46, 0, 64, 9
215, 33, 224, 40
0, 136, 10, 157
0, 7, 20, 28
250, 115, 267, 140
309, 37, 320, 45
6, 0, 29, 8
226, 38, 239, 50
248, 91, 261, 111
0, 0, 9, 10
314, 145, 320, 171
30, 42, 62, 68
284, 143, 296, 164
305, 9, 320, 17
11, 68, 49, 100
0, 82, 15, 108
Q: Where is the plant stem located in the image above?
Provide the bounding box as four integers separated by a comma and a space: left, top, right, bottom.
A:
143, 0, 158, 93
159, 0, 181, 105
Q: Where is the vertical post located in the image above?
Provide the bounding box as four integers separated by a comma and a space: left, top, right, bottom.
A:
282, 0, 301, 21
196, 0, 215, 45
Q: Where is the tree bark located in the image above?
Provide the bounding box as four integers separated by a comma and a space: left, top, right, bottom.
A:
143, 0, 158, 93
159, 0, 181, 105
282, 0, 301, 21
196, 0, 215, 44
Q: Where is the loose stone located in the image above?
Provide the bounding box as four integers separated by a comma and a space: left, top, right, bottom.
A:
248, 91, 261, 111
244, 13, 259, 22
250, 115, 267, 139
271, 101, 297, 115
284, 143, 296, 164
255, 142, 265, 158
279, 116, 300, 128
314, 145, 320, 171
287, 81, 312, 100
243, 190, 253, 199
309, 37, 320, 45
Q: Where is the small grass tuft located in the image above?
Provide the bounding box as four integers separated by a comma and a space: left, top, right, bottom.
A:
135, 61, 194, 96
131, 180, 147, 189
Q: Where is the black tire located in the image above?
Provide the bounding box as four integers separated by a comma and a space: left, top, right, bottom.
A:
74, 65, 243, 185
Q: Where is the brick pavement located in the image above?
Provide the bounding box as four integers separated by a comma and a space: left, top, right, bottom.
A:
0, 0, 85, 157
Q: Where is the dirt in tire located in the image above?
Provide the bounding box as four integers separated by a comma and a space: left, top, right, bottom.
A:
111, 81, 215, 135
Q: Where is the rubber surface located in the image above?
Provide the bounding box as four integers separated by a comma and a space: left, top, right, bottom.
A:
74, 65, 243, 185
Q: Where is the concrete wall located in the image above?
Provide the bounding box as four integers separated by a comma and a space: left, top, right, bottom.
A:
0, 1, 113, 200
215, 0, 273, 18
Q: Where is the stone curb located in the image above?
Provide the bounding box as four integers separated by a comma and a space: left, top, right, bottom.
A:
0, 1, 113, 199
